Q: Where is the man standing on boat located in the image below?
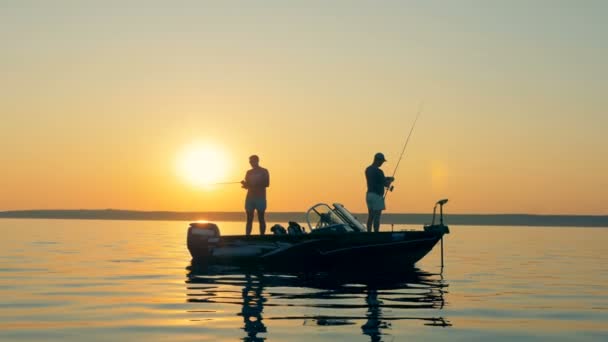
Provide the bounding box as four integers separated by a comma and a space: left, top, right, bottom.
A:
241, 155, 270, 236
365, 152, 394, 233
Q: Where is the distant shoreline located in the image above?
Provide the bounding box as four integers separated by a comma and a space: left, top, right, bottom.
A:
1, 209, 607, 227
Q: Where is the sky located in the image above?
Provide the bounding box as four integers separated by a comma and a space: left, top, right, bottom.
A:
1, 1, 606, 215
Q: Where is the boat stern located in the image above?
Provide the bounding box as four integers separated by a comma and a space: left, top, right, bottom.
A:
187, 222, 220, 260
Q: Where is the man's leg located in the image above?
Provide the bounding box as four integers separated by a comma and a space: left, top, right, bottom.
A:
245, 210, 254, 236
373, 210, 382, 233
366, 209, 374, 233
257, 209, 266, 235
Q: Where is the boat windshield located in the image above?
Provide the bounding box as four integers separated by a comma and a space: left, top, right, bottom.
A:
306, 203, 346, 231
332, 203, 367, 232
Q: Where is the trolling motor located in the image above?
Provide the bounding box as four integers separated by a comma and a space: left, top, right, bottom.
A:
431, 198, 449, 227
424, 198, 450, 234
424, 198, 450, 268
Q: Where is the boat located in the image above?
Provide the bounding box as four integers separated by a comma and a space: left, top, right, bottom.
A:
187, 199, 450, 271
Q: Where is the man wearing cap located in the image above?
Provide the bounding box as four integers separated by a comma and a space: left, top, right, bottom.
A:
365, 152, 394, 233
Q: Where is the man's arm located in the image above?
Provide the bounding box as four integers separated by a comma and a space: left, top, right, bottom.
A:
384, 176, 394, 187
241, 171, 250, 189
263, 169, 270, 188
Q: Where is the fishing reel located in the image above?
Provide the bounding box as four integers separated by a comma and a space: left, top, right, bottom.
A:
386, 176, 395, 192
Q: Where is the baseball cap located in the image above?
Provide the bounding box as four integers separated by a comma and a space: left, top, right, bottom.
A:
374, 152, 387, 162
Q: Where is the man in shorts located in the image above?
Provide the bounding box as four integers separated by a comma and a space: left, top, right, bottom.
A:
241, 155, 270, 236
365, 152, 394, 233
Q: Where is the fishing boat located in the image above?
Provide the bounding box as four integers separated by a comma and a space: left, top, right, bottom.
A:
187, 199, 449, 271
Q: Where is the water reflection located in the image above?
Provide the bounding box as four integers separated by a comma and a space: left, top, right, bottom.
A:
186, 263, 450, 341
241, 273, 267, 341
362, 287, 383, 342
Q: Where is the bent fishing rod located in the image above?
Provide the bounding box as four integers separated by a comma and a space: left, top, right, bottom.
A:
384, 104, 423, 199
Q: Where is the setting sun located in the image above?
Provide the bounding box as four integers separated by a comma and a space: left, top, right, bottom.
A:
177, 143, 231, 188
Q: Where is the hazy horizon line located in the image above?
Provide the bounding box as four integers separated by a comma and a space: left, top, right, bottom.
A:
3, 207, 608, 216
1, 209, 607, 227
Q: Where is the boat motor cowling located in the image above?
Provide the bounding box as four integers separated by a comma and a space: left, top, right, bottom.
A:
188, 222, 220, 238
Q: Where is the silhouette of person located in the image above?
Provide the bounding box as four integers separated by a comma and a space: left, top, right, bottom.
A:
361, 286, 383, 342
241, 273, 267, 341
241, 155, 270, 236
365, 153, 394, 233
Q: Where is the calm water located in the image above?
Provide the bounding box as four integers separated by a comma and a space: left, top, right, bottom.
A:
0, 219, 606, 341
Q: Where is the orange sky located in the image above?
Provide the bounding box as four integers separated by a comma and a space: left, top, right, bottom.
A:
1, 2, 606, 214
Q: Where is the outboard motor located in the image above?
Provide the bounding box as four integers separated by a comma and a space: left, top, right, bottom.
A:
187, 222, 220, 260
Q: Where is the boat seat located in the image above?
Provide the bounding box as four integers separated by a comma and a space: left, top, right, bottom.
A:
287, 221, 305, 235
270, 224, 287, 235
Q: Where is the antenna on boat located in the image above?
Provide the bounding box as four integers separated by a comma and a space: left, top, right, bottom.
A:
384, 103, 423, 199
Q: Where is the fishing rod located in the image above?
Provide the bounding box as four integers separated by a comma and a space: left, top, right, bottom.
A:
384, 103, 423, 198
210, 181, 242, 185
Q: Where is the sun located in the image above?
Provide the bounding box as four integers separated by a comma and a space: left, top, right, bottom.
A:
177, 143, 230, 188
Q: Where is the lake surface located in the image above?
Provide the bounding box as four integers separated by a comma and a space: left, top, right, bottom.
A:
0, 219, 606, 341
